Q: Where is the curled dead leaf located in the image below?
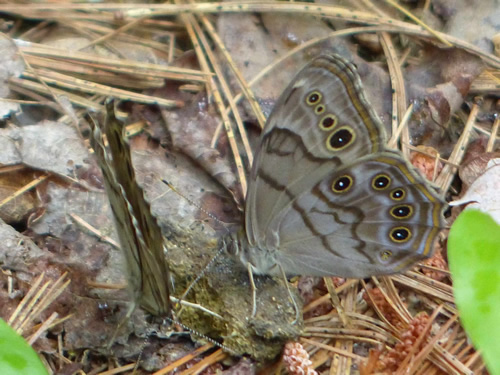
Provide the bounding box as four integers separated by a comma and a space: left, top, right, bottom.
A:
450, 158, 500, 225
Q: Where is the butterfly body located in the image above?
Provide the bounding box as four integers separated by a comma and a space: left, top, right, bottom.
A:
226, 54, 446, 279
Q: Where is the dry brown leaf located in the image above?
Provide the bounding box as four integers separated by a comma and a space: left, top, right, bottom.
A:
450, 158, 500, 224
0, 121, 90, 177
160, 93, 243, 205
406, 46, 484, 132
459, 137, 500, 189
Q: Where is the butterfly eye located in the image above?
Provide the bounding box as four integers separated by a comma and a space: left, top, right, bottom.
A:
372, 174, 391, 190
306, 91, 322, 105
332, 175, 353, 193
326, 127, 355, 151
390, 188, 406, 200
319, 114, 337, 130
379, 250, 393, 263
390, 205, 413, 219
390, 227, 412, 243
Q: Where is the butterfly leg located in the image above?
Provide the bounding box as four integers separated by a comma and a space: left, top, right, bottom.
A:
247, 263, 301, 323
247, 263, 258, 317
278, 265, 301, 324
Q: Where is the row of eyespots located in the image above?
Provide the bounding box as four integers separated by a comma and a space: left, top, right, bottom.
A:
329, 173, 413, 244
371, 174, 409, 203
305, 91, 355, 151
331, 173, 407, 199
375, 171, 414, 259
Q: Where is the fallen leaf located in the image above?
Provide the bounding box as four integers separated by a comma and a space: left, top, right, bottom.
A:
0, 121, 90, 178
450, 158, 500, 225
406, 46, 484, 132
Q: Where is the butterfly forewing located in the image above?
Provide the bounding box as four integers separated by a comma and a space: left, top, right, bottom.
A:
88, 101, 171, 316
246, 55, 388, 248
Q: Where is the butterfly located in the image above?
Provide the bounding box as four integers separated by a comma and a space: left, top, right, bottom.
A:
87, 100, 171, 318
223, 54, 446, 288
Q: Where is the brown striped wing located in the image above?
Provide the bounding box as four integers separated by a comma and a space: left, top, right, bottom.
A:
88, 100, 171, 316
246, 54, 387, 250
243, 55, 445, 277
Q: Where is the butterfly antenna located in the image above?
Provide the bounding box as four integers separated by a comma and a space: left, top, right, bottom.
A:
132, 336, 149, 374
180, 245, 226, 302
165, 317, 238, 356
162, 179, 231, 234
136, 317, 238, 364
161, 179, 230, 302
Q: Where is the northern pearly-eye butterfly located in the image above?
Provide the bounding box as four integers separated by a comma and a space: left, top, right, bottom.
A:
87, 101, 171, 318
223, 54, 446, 283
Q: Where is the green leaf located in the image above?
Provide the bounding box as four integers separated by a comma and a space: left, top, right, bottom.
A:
448, 209, 500, 375
0, 318, 48, 375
